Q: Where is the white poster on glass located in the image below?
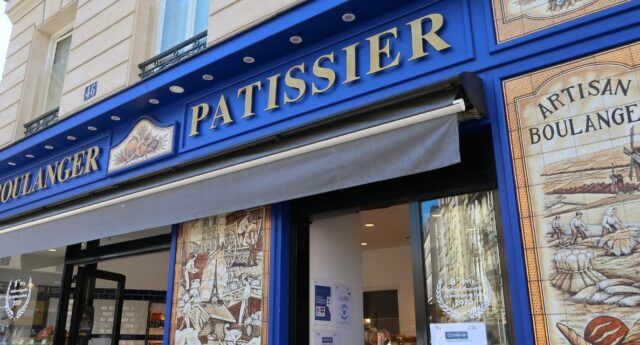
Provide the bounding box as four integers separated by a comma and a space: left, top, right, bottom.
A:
429, 323, 487, 345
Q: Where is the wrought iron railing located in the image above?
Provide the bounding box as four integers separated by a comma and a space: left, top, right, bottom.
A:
138, 31, 207, 79
24, 107, 60, 136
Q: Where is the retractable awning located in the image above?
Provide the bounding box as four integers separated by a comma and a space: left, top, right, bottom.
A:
0, 79, 482, 257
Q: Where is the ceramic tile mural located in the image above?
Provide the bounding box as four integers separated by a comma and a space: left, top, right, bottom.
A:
108, 118, 175, 173
171, 207, 270, 345
504, 41, 640, 344
491, 0, 628, 43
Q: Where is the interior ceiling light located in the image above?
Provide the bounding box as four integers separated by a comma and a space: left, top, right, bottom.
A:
66, 135, 76, 141
87, 126, 97, 131
342, 13, 356, 22
48, 248, 57, 252
44, 145, 54, 150
110, 115, 121, 121
243, 56, 255, 64
364, 223, 375, 227
290, 35, 303, 44
361, 242, 368, 246
169, 85, 184, 93
7, 161, 16, 166
149, 98, 160, 105
202, 74, 214, 81
25, 154, 34, 158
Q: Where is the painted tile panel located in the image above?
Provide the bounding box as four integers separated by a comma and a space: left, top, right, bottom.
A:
171, 207, 270, 345
492, 0, 628, 43
504, 41, 640, 344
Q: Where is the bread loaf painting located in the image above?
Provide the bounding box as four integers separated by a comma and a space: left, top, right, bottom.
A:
557, 317, 640, 345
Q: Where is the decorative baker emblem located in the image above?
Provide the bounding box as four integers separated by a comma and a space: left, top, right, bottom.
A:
435, 276, 492, 320
108, 118, 176, 174
4, 277, 33, 320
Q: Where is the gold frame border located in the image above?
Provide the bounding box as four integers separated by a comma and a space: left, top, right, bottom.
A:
490, 0, 628, 44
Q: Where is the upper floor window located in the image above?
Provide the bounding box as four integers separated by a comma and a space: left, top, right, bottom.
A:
42, 31, 72, 113
156, 0, 208, 53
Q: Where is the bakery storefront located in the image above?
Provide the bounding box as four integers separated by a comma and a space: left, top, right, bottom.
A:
1, 1, 640, 345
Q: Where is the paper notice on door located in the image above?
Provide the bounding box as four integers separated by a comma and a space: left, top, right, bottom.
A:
335, 284, 352, 326
429, 323, 487, 345
315, 331, 341, 345
314, 281, 332, 323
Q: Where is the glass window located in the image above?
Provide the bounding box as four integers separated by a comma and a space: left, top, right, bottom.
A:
42, 33, 72, 112
157, 0, 209, 52
421, 191, 511, 344
0, 247, 66, 345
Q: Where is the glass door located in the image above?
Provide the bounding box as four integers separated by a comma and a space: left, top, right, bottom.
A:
68, 267, 125, 345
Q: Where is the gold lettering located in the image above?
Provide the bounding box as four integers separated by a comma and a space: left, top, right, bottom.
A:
189, 103, 210, 137
85, 146, 100, 173
46, 163, 58, 186
34, 168, 46, 190
21, 172, 33, 197
406, 13, 451, 61
312, 53, 336, 95
366, 28, 401, 75
57, 157, 72, 182
342, 42, 360, 84
11, 176, 21, 199
237, 81, 262, 118
71, 151, 85, 178
0, 180, 12, 203
265, 74, 280, 111
210, 95, 233, 129
284, 63, 307, 104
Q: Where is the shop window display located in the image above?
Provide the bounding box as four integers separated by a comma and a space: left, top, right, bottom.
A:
0, 248, 66, 345
421, 191, 511, 344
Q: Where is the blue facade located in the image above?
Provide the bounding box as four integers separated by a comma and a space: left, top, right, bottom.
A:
1, 0, 640, 344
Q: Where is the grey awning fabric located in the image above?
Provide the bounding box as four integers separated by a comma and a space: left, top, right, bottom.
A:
0, 90, 462, 257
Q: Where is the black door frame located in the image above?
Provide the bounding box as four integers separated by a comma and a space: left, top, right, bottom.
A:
288, 128, 510, 345
67, 267, 126, 345
52, 233, 171, 345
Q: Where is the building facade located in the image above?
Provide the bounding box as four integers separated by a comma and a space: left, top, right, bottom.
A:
0, 0, 639, 344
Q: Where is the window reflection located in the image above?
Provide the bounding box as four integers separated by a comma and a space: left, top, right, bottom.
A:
0, 248, 65, 345
421, 191, 510, 344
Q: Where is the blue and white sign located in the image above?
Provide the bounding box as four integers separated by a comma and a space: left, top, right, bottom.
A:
314, 282, 332, 323
429, 323, 487, 345
83, 81, 98, 101
335, 284, 352, 326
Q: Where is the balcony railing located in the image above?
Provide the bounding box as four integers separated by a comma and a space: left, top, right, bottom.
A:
24, 107, 60, 136
138, 31, 207, 79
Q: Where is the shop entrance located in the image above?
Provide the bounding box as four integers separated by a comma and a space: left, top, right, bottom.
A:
68, 268, 126, 345
51, 228, 172, 345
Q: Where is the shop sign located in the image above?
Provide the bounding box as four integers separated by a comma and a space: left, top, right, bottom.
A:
504, 41, 640, 344
4, 277, 32, 320
0, 0, 471, 217
0, 145, 102, 205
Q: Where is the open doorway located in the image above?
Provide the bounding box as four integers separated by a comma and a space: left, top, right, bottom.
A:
309, 204, 416, 345
57, 228, 172, 345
